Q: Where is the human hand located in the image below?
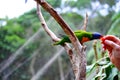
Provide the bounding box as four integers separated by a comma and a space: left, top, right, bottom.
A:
101, 35, 120, 71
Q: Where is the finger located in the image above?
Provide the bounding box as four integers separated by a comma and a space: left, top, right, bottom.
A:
103, 35, 120, 44
102, 42, 113, 53
104, 40, 120, 49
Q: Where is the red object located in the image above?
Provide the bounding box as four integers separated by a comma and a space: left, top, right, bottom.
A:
101, 35, 120, 71
101, 37, 113, 53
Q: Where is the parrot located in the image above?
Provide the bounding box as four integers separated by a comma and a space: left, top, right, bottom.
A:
54, 30, 103, 45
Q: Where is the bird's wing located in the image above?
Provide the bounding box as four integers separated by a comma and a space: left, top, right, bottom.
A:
74, 30, 86, 34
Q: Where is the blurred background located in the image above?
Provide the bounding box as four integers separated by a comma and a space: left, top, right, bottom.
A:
0, 0, 120, 80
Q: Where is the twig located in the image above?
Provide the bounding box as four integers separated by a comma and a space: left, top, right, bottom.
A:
83, 13, 88, 31
36, 3, 60, 42
93, 40, 98, 61
101, 50, 106, 58
93, 40, 99, 74
35, 1, 86, 80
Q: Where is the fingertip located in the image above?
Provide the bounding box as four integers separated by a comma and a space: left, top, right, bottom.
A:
103, 35, 120, 43
104, 40, 110, 44
103, 35, 114, 38
104, 40, 114, 47
104, 40, 120, 49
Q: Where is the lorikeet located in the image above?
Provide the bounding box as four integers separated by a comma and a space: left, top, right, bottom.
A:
54, 30, 103, 45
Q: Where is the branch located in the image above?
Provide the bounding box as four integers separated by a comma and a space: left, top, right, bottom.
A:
93, 40, 99, 74
93, 40, 98, 61
36, 3, 60, 42
35, 0, 86, 79
35, 0, 78, 43
36, 2, 75, 73
83, 13, 88, 31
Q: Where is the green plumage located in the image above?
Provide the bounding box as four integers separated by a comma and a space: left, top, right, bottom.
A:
54, 30, 93, 45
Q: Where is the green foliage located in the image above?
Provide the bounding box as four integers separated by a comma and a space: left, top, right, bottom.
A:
87, 57, 119, 80
88, 13, 113, 34
65, 0, 91, 9
97, 0, 116, 7
107, 12, 120, 37
46, 0, 61, 8
0, 20, 25, 48
17, 9, 39, 28
87, 12, 120, 80
61, 12, 83, 30
111, 12, 120, 22
0, 19, 26, 59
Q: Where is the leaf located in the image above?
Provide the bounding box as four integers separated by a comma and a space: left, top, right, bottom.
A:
87, 63, 96, 74
107, 67, 118, 80
111, 13, 120, 22
93, 62, 112, 80
107, 17, 120, 37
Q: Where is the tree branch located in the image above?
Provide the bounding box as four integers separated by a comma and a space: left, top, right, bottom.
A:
93, 40, 98, 61
93, 40, 99, 74
83, 13, 88, 30
35, 1, 86, 80
36, 3, 75, 70
36, 3, 60, 42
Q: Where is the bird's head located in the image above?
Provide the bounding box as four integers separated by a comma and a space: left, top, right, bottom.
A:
92, 32, 103, 40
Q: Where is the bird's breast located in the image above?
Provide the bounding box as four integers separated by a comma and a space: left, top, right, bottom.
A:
81, 37, 90, 43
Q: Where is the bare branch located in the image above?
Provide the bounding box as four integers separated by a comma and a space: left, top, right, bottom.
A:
36, 3, 75, 69
36, 3, 79, 76
35, 1, 87, 80
93, 40, 99, 74
93, 40, 98, 61
36, 3, 60, 42
83, 13, 88, 31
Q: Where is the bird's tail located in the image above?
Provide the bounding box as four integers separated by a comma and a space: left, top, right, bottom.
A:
53, 41, 61, 45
